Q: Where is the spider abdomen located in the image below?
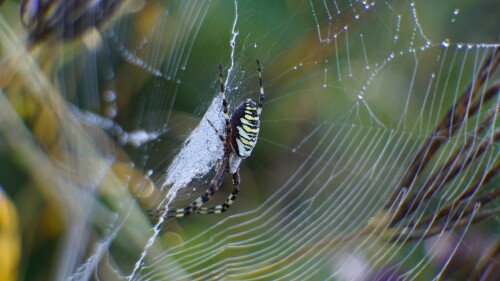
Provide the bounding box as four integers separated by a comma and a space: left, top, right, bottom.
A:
230, 99, 260, 159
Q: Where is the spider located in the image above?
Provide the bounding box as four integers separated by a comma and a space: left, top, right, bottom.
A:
165, 60, 264, 217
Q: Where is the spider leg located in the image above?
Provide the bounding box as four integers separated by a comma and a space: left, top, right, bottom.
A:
256, 60, 264, 117
161, 159, 227, 218
207, 65, 231, 149
218, 65, 234, 167
220, 65, 232, 136
197, 168, 241, 214
207, 119, 225, 143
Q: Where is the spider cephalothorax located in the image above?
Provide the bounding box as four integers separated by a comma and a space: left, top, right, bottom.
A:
164, 61, 264, 217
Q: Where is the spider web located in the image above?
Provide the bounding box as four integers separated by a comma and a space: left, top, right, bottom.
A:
1, 0, 499, 280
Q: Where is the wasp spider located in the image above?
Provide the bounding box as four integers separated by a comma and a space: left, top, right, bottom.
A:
164, 61, 264, 217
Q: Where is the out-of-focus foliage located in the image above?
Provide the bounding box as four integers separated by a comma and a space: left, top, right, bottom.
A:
0, 189, 19, 281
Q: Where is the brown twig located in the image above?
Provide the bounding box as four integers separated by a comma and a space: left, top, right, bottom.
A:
386, 49, 500, 226
387, 48, 500, 208
472, 239, 500, 281
389, 203, 500, 243
390, 126, 500, 226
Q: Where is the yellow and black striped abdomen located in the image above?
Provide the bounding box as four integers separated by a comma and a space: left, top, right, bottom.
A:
230, 99, 260, 158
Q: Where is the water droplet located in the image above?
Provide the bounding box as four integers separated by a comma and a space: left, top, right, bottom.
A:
105, 107, 117, 118
441, 39, 450, 48
103, 90, 116, 102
